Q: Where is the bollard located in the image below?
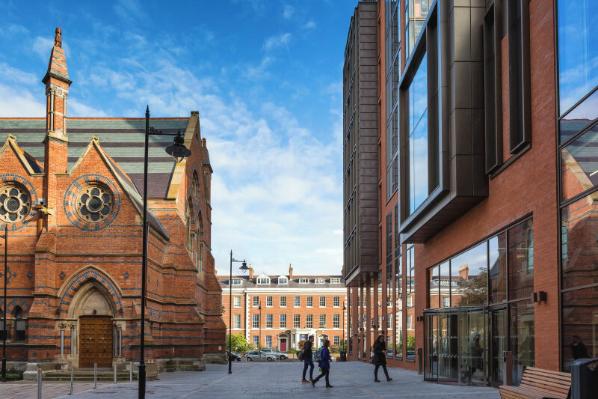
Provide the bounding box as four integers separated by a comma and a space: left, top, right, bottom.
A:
129, 361, 133, 382
93, 362, 97, 389
113, 363, 117, 384
36, 367, 42, 399
69, 367, 74, 395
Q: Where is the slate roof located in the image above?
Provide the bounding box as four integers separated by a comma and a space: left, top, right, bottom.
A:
218, 274, 345, 289
0, 117, 191, 198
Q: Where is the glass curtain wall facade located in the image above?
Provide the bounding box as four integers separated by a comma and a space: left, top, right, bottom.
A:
425, 219, 535, 386
557, 0, 598, 371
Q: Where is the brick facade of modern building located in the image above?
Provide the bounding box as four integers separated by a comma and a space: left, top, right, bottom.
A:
0, 28, 226, 372
219, 266, 347, 352
343, 0, 597, 387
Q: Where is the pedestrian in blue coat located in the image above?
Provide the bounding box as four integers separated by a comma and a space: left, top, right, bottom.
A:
312, 339, 333, 388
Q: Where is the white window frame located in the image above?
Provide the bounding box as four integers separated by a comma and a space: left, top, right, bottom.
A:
266, 296, 273, 307
315, 278, 326, 284
280, 296, 287, 307
299, 278, 309, 284
306, 296, 313, 307
333, 296, 340, 307
294, 296, 301, 307
233, 296, 241, 308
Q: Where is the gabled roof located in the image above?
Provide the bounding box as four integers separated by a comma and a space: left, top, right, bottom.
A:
81, 137, 169, 240
0, 117, 191, 198
0, 135, 43, 174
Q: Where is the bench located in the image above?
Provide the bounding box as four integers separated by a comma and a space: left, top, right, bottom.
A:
499, 367, 571, 399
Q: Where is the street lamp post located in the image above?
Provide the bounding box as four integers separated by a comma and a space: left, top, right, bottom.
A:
258, 303, 262, 357
139, 106, 191, 399
1, 225, 7, 381
228, 251, 247, 374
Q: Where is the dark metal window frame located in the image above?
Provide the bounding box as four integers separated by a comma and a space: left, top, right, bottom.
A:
483, 2, 504, 173
507, 0, 531, 154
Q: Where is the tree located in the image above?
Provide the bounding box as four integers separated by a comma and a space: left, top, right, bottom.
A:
458, 270, 488, 306
226, 333, 250, 353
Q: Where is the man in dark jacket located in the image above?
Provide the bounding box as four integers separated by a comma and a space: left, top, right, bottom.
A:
373, 335, 392, 382
301, 336, 315, 383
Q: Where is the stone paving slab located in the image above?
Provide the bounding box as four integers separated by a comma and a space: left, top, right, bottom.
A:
0, 361, 500, 399
0, 381, 111, 399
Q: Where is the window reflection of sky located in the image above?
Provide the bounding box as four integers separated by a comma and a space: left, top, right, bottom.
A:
408, 53, 429, 213
558, 0, 598, 115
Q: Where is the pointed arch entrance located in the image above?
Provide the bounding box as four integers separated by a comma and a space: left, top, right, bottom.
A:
69, 283, 115, 368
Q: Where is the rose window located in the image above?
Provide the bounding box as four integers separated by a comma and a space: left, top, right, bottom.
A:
77, 184, 113, 222
0, 183, 32, 223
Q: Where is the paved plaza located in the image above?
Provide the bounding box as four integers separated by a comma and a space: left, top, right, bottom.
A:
0, 361, 499, 399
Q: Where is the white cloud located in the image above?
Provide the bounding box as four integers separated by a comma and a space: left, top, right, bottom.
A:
263, 33, 292, 51
245, 56, 274, 80
0, 83, 44, 117
32, 36, 53, 60
303, 20, 317, 30
282, 4, 295, 19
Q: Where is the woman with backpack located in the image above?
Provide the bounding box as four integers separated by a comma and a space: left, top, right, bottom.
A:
311, 339, 333, 388
372, 335, 392, 382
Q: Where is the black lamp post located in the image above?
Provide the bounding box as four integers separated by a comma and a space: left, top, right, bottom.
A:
228, 251, 247, 374
139, 106, 191, 399
258, 303, 262, 356
1, 225, 7, 381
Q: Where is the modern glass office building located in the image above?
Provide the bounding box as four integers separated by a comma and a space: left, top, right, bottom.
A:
343, 0, 597, 387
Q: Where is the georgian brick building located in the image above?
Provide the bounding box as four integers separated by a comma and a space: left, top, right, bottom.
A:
0, 28, 225, 371
219, 265, 347, 352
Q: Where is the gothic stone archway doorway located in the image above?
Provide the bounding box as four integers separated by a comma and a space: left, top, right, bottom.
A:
69, 284, 115, 368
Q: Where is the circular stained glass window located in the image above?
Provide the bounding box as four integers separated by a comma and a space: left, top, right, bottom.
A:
0, 183, 31, 223
77, 184, 114, 222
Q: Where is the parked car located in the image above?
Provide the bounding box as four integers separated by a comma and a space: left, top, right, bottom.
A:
228, 351, 242, 361
260, 348, 288, 360
245, 350, 277, 361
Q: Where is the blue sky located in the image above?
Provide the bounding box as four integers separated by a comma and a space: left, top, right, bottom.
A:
0, 0, 356, 275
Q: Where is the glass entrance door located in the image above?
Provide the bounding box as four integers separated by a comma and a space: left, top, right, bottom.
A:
458, 309, 487, 385
489, 307, 507, 386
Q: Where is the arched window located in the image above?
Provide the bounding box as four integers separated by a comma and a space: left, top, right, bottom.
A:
195, 212, 204, 272
185, 199, 194, 252
192, 171, 200, 200
13, 306, 26, 341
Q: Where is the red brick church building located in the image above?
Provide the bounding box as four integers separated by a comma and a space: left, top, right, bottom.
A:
0, 28, 225, 372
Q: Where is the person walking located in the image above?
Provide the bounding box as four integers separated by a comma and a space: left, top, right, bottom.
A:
312, 339, 333, 388
301, 336, 315, 383
372, 335, 392, 382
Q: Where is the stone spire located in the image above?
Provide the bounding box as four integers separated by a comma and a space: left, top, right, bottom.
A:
43, 27, 71, 228
43, 27, 71, 85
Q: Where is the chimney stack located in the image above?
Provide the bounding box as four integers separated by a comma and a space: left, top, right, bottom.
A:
248, 265, 254, 279
288, 263, 293, 279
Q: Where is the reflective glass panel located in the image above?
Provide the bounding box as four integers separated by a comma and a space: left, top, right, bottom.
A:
507, 219, 534, 301
560, 89, 598, 143
561, 286, 598, 370
429, 265, 440, 308
451, 242, 488, 307
557, 0, 598, 115
489, 233, 507, 304
561, 191, 598, 290
561, 125, 598, 201
439, 261, 450, 308
408, 53, 429, 213
509, 301, 535, 385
